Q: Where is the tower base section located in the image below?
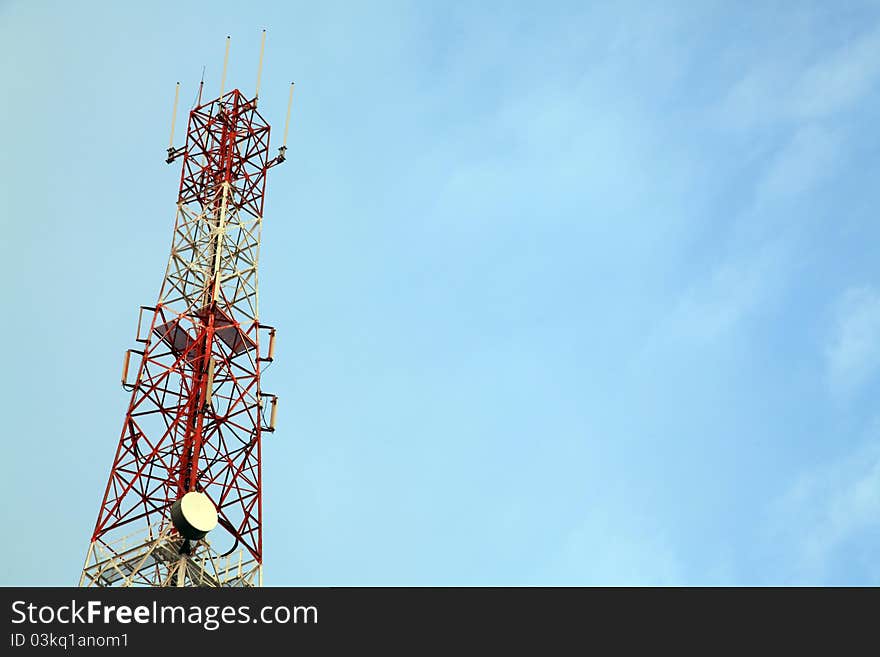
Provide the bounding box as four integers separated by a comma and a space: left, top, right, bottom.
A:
79, 522, 261, 587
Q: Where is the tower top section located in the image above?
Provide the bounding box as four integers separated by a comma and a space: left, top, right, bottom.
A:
81, 32, 292, 587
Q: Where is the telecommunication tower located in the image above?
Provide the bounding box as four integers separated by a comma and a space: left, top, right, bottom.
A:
80, 33, 294, 587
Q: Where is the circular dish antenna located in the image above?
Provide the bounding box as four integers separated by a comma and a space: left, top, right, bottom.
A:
171, 491, 218, 540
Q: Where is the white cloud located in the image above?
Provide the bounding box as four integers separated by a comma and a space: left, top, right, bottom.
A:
826, 286, 880, 398
754, 125, 842, 205
659, 242, 788, 344
791, 24, 880, 119
772, 437, 880, 583
541, 510, 683, 585
674, 259, 766, 340
719, 22, 880, 129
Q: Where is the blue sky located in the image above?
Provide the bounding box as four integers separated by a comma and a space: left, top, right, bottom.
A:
2, 0, 880, 585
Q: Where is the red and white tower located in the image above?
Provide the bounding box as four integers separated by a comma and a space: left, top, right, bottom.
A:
80, 35, 293, 587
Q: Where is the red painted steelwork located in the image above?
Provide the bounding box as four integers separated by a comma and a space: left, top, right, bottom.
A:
90, 89, 278, 564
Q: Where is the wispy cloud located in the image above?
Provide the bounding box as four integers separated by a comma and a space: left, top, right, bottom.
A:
753, 124, 842, 206
772, 436, 880, 583
826, 286, 880, 398
540, 510, 683, 585
719, 21, 880, 129
658, 19, 866, 348
791, 23, 880, 120
662, 243, 786, 343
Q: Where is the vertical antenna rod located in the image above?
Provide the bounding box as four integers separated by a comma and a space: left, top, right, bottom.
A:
269, 82, 295, 166
255, 29, 267, 100
283, 82, 295, 147
219, 36, 231, 98
168, 82, 180, 148
166, 82, 184, 163
197, 65, 205, 105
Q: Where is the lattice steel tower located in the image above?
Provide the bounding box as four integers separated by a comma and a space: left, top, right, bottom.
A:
80, 34, 293, 587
